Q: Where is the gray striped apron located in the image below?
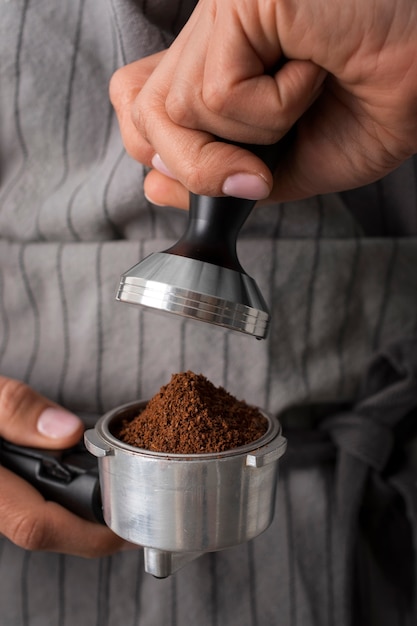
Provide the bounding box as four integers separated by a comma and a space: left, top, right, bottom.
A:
1, 1, 417, 625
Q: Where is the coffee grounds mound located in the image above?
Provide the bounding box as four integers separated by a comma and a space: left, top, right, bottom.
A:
116, 371, 268, 454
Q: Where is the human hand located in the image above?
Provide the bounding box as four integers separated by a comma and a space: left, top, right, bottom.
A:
0, 377, 128, 557
110, 0, 417, 207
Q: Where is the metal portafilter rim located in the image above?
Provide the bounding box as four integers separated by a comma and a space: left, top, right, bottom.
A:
89, 398, 282, 460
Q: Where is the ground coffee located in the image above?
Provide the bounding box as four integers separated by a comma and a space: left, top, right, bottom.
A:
116, 371, 268, 454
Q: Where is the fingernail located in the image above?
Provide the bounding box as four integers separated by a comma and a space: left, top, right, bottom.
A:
144, 191, 167, 207
37, 407, 82, 439
222, 173, 271, 200
151, 153, 177, 180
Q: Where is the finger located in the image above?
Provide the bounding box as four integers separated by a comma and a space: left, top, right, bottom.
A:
109, 52, 166, 114
270, 88, 405, 202
144, 168, 273, 210
0, 376, 83, 449
109, 53, 166, 165
205, 60, 326, 135
164, 0, 326, 140
0, 466, 127, 557
167, 26, 326, 143
134, 81, 275, 200
144, 169, 190, 209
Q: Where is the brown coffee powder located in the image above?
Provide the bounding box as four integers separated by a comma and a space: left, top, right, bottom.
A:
116, 371, 268, 454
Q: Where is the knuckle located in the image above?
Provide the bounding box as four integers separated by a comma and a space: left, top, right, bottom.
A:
10, 511, 50, 551
131, 94, 156, 140
181, 162, 207, 193
108, 66, 128, 109
0, 378, 31, 425
181, 152, 224, 196
165, 89, 193, 127
202, 81, 229, 116
131, 101, 147, 136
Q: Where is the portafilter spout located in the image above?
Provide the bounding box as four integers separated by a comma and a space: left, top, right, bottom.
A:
116, 134, 293, 339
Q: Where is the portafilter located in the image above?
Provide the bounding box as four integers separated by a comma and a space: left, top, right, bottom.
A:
84, 399, 287, 578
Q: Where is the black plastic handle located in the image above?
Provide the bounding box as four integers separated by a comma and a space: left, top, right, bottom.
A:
165, 129, 295, 271
0, 438, 104, 524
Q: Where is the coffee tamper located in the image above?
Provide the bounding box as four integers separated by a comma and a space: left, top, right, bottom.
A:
116, 135, 293, 339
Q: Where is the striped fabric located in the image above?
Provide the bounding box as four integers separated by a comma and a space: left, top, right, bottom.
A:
1, 1, 417, 625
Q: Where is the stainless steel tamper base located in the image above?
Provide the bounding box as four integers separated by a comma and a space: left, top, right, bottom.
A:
84, 400, 287, 578
116, 252, 270, 339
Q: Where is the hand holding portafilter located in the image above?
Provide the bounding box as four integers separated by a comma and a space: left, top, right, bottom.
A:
117, 133, 294, 339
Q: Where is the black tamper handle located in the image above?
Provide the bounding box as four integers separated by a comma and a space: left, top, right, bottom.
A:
165, 131, 294, 272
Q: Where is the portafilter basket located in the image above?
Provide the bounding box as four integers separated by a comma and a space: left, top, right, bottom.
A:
84, 400, 287, 578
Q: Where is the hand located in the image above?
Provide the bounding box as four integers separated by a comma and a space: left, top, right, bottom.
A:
0, 376, 128, 557
110, 0, 417, 207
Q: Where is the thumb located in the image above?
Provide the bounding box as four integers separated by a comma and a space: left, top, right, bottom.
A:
0, 376, 84, 449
